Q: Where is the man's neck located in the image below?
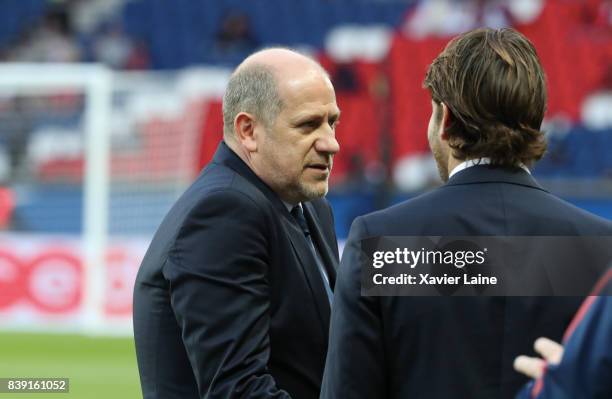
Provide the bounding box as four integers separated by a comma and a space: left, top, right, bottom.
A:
447, 156, 462, 177
224, 138, 252, 168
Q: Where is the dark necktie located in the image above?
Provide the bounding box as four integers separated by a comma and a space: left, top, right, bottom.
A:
291, 205, 311, 237
291, 205, 333, 304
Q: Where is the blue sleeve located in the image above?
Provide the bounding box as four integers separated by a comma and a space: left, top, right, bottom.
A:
515, 382, 536, 399
518, 288, 612, 398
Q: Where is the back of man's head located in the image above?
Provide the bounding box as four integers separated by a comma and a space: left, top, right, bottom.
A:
222, 62, 282, 139
424, 28, 547, 167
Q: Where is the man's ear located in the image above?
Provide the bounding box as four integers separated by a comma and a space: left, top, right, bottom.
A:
439, 102, 452, 141
234, 112, 258, 152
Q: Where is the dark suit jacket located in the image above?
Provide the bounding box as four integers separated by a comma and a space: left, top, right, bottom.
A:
321, 166, 612, 399
134, 142, 338, 399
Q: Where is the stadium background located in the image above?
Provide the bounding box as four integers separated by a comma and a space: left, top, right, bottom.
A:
0, 0, 610, 397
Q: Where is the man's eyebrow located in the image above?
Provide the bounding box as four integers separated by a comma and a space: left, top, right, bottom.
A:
293, 113, 324, 123
292, 109, 341, 124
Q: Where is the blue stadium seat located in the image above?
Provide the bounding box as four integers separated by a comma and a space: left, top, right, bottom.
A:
0, 0, 46, 49
118, 0, 413, 69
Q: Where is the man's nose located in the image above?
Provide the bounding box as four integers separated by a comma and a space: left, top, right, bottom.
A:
315, 132, 340, 155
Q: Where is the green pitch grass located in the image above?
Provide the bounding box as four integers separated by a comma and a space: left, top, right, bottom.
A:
0, 332, 141, 398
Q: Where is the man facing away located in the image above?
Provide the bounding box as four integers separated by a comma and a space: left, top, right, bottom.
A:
134, 48, 341, 399
321, 28, 612, 399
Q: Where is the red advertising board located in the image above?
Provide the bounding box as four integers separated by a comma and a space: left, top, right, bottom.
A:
0, 234, 145, 328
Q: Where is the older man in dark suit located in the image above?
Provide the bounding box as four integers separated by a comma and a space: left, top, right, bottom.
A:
321, 28, 612, 399
133, 48, 341, 399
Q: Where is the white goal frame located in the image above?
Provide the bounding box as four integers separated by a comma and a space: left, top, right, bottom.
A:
0, 63, 112, 333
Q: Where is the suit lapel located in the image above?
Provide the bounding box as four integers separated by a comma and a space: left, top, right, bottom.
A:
281, 211, 332, 336
303, 202, 337, 289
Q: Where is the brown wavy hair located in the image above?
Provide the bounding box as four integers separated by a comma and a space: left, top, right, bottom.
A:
423, 28, 547, 167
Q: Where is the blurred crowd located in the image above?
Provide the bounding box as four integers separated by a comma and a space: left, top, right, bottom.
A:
404, 0, 610, 37
2, 0, 608, 70
0, 0, 149, 69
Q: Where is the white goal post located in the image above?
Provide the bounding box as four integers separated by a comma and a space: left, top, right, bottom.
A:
0, 63, 112, 332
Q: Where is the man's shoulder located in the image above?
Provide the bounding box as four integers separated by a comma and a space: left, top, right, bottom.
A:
151, 163, 270, 238
184, 162, 269, 210
374, 188, 445, 217
354, 182, 611, 237
352, 188, 447, 238
537, 193, 612, 230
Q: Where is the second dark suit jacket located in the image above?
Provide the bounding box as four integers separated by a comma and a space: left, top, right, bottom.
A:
134, 142, 338, 399
321, 165, 612, 399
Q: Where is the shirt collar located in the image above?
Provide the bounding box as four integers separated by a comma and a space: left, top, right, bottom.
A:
283, 201, 301, 212
448, 157, 531, 179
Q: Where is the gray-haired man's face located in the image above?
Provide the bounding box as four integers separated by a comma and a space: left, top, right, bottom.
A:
253, 69, 341, 204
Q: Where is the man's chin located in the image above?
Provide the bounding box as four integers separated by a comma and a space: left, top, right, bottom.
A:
300, 182, 328, 201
